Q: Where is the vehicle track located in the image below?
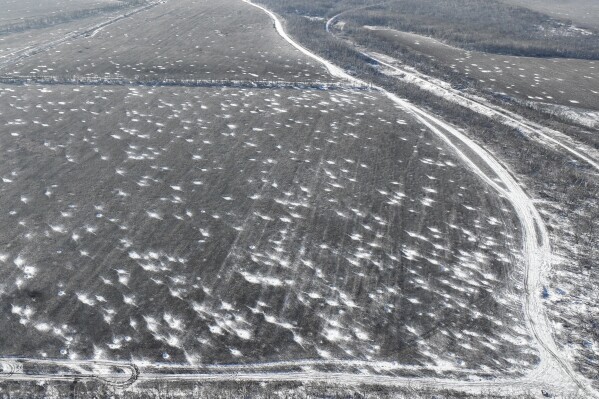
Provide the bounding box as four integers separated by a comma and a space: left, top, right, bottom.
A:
324, 1, 393, 33
0, 357, 562, 395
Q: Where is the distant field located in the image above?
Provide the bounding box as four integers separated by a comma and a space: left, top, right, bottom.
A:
364, 28, 599, 110
0, 0, 331, 82
0, 83, 534, 376
0, 12, 118, 57
0, 0, 135, 37
0, 0, 120, 23
337, 0, 599, 59
0, 0, 552, 388
500, 0, 599, 30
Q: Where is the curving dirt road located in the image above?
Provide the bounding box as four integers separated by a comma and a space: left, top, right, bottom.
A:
0, 358, 138, 387
0, 0, 165, 69
235, 1, 597, 397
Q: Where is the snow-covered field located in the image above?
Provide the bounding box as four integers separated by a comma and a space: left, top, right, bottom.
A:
0, 83, 531, 378
499, 0, 599, 30
0, 0, 120, 24
363, 28, 599, 111
0, 0, 331, 83
1, 0, 597, 397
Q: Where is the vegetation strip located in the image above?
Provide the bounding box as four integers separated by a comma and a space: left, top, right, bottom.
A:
0, 76, 370, 91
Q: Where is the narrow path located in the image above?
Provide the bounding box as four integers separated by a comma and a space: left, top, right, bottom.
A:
324, 1, 394, 33
0, 358, 138, 387
0, 356, 561, 395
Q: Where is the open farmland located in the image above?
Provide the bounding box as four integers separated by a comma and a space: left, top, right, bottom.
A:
0, 10, 121, 55
0, 0, 332, 83
0, 82, 535, 378
362, 28, 599, 111
1, 0, 598, 397
332, 0, 599, 60
0, 0, 145, 39
500, 0, 599, 30
0, 0, 121, 24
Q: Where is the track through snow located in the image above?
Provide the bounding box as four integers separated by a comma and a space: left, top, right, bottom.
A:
1, 1, 597, 397
233, 1, 597, 397
0, 358, 138, 387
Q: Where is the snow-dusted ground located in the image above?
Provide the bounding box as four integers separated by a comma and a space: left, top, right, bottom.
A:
0, 0, 332, 83
0, 0, 165, 70
364, 51, 599, 171
0, 0, 121, 24
0, 0, 597, 397
0, 82, 530, 380
529, 102, 599, 129
242, 3, 597, 397
361, 27, 599, 111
